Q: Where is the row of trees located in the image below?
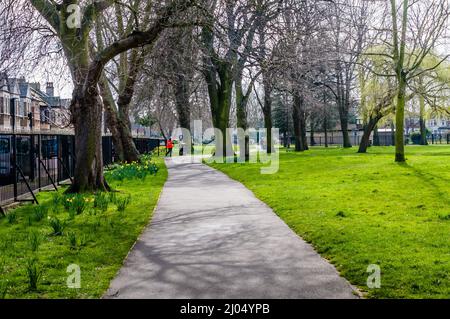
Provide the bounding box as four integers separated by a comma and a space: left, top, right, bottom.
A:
1, 0, 449, 192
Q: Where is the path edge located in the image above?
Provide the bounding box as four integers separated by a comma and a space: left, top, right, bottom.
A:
102, 163, 169, 299
205, 163, 365, 299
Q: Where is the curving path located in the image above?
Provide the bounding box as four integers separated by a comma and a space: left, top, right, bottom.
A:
105, 159, 358, 299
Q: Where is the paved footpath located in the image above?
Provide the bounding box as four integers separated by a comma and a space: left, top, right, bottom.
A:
105, 159, 358, 299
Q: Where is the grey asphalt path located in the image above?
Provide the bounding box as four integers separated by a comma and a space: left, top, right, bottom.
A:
105, 159, 358, 299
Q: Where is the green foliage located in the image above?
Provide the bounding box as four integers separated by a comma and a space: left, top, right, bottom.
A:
62, 194, 73, 211
67, 232, 78, 250
438, 213, 450, 221
27, 230, 42, 252
94, 192, 109, 212
6, 212, 17, 224
51, 192, 62, 209
105, 154, 159, 182
410, 131, 430, 145
108, 191, 117, 203
32, 205, 48, 222
0, 235, 15, 251
70, 194, 90, 216
0, 157, 167, 298
135, 114, 157, 128
211, 146, 450, 298
25, 258, 42, 291
115, 195, 132, 213
336, 211, 347, 218
0, 280, 8, 299
49, 217, 65, 236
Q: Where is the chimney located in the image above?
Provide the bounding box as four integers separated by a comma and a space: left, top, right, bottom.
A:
46, 82, 54, 96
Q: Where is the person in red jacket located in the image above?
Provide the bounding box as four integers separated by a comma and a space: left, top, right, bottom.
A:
166, 138, 174, 157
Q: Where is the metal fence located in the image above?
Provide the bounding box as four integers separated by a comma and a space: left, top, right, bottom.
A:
308, 132, 449, 147
428, 133, 450, 145
0, 133, 162, 209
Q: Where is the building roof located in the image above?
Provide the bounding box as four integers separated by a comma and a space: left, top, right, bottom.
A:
6, 78, 20, 96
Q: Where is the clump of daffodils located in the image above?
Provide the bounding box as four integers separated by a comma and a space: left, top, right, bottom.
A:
105, 154, 159, 182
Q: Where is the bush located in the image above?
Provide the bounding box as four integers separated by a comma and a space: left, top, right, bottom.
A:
49, 217, 65, 236
26, 258, 42, 291
410, 132, 422, 145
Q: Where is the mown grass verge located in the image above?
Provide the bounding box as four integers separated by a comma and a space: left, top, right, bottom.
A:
210, 146, 450, 298
0, 156, 167, 299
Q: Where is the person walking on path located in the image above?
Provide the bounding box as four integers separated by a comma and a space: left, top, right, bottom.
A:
166, 138, 174, 157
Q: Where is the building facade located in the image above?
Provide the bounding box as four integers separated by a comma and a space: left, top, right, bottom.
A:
0, 74, 72, 134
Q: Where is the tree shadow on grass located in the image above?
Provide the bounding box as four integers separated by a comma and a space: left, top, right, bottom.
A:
397, 162, 450, 206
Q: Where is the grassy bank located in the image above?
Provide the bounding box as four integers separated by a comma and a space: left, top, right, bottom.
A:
0, 157, 167, 299
210, 146, 450, 298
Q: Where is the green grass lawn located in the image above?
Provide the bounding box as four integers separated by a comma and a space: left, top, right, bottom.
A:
0, 157, 167, 299
210, 145, 450, 298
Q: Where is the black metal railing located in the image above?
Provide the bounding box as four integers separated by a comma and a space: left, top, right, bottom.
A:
0, 133, 162, 207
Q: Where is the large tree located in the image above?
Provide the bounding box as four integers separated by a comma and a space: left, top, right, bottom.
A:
385, 0, 449, 162
30, 0, 196, 192
95, 1, 156, 163
200, 0, 263, 158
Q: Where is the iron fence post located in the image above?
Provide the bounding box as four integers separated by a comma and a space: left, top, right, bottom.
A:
12, 133, 17, 201
38, 134, 41, 190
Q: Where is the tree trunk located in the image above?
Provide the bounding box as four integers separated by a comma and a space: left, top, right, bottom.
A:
100, 81, 125, 162
263, 109, 273, 154
99, 68, 140, 163
208, 73, 233, 158
236, 74, 250, 161
174, 74, 191, 131
338, 107, 352, 148
310, 122, 316, 146
101, 92, 139, 163
117, 117, 139, 162
68, 87, 109, 193
283, 131, 288, 148
419, 94, 428, 145
358, 114, 382, 153
293, 92, 308, 152
262, 83, 273, 154
323, 117, 329, 148
373, 125, 380, 146
395, 74, 407, 162
300, 112, 309, 151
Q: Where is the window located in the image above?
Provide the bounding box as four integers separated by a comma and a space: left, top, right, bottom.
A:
4, 98, 9, 114
0, 97, 3, 113
19, 100, 25, 116
0, 138, 10, 154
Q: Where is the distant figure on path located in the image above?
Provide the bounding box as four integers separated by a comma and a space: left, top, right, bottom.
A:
166, 138, 174, 157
